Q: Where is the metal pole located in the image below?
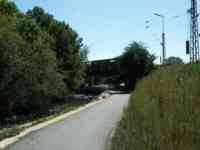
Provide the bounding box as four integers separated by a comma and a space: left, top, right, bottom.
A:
162, 16, 166, 64
154, 13, 166, 64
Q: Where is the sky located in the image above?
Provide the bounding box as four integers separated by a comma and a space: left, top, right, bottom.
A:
14, 0, 190, 63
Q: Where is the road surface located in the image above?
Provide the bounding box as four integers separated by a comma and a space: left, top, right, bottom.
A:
6, 94, 129, 150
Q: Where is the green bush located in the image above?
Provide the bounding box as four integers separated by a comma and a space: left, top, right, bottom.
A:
0, 16, 67, 118
111, 64, 200, 150
0, 0, 86, 120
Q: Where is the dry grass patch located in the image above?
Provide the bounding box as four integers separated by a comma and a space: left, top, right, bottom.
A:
111, 64, 200, 150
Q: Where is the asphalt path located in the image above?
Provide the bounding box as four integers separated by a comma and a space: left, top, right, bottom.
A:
6, 94, 129, 150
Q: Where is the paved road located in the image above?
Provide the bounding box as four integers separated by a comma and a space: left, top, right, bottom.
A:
6, 94, 129, 150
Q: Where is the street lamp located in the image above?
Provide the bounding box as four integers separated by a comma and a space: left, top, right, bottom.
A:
154, 13, 166, 64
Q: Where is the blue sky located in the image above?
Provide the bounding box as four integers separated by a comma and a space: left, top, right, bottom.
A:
14, 0, 190, 63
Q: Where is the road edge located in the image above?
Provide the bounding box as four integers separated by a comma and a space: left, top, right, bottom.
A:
0, 95, 110, 149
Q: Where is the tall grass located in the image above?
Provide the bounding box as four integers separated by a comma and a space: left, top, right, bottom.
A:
111, 64, 200, 150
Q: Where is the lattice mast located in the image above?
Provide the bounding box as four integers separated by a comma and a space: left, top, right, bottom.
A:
189, 0, 200, 62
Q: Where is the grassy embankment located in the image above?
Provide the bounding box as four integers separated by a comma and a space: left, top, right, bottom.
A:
111, 64, 200, 150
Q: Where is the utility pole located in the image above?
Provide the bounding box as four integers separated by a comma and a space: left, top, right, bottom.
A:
187, 0, 200, 62
154, 13, 166, 64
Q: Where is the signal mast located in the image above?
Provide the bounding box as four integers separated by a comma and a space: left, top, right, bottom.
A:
187, 0, 200, 62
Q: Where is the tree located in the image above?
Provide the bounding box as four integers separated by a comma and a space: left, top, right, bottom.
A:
0, 0, 19, 16
16, 16, 67, 111
80, 45, 89, 62
0, 1, 88, 120
27, 7, 86, 91
165, 56, 184, 65
0, 15, 66, 118
27, 6, 53, 29
119, 41, 155, 90
16, 17, 41, 43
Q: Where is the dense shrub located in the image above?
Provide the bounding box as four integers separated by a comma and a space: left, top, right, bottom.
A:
111, 64, 200, 150
0, 16, 67, 118
0, 0, 86, 119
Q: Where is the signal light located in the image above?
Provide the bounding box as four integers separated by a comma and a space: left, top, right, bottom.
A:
186, 40, 190, 54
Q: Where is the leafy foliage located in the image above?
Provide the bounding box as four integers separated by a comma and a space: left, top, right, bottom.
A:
27, 7, 85, 91
0, 15, 67, 117
27, 6, 53, 29
119, 41, 155, 90
0, 0, 19, 16
0, 0, 86, 119
165, 56, 184, 65
80, 45, 89, 62
86, 42, 155, 89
